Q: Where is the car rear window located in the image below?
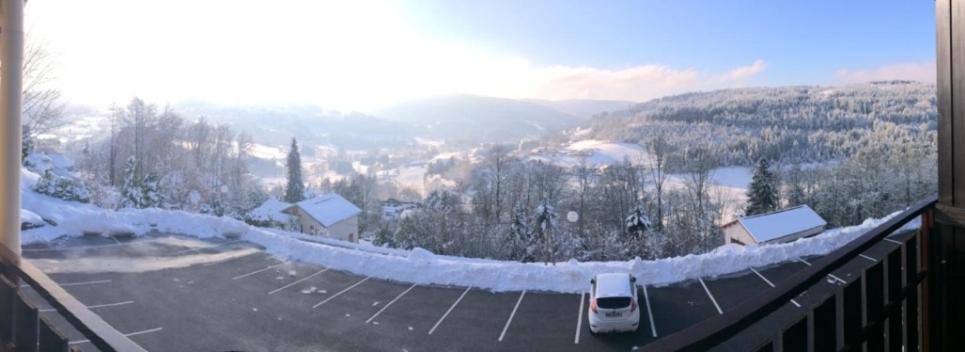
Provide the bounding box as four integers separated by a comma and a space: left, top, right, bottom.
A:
596, 297, 631, 309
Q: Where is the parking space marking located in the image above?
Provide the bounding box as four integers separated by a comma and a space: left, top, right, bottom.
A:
798, 258, 812, 266
109, 236, 122, 245
60, 279, 112, 287
268, 268, 329, 295
750, 268, 803, 308
641, 284, 657, 337
232, 263, 285, 280
428, 286, 471, 335
828, 274, 848, 284
498, 290, 527, 342
312, 276, 371, 308
859, 254, 878, 263
22, 242, 126, 252
365, 283, 417, 324
69, 327, 163, 345
21, 279, 112, 288
574, 291, 585, 344
884, 238, 903, 245
750, 268, 775, 288
40, 300, 134, 313
698, 278, 724, 315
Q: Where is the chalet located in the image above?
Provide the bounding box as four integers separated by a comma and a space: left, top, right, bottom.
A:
722, 205, 827, 246
247, 197, 293, 228
283, 193, 361, 242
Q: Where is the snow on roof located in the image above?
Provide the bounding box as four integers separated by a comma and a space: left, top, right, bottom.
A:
735, 205, 827, 243
249, 198, 292, 223
594, 273, 633, 298
288, 193, 361, 227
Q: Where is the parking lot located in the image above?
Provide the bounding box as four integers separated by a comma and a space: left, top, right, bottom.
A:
17, 230, 916, 351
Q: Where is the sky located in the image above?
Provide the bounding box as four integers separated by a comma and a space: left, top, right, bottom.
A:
27, 0, 936, 111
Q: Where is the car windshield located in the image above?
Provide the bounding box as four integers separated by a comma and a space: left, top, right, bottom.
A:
597, 297, 632, 309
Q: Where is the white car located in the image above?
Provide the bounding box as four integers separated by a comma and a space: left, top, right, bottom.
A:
588, 273, 640, 334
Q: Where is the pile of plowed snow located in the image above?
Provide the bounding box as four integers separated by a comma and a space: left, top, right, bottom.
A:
20, 167, 916, 293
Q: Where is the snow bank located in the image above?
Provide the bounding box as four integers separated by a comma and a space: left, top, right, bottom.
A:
239, 211, 910, 293
21, 163, 918, 293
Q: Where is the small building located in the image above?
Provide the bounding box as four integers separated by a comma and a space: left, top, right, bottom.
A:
381, 198, 422, 221
247, 197, 293, 228
722, 205, 827, 246
283, 193, 361, 242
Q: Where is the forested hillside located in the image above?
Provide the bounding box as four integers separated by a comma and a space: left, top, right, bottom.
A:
571, 81, 936, 165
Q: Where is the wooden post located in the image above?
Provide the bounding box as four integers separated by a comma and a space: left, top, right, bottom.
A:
0, 0, 23, 264
934, 0, 965, 350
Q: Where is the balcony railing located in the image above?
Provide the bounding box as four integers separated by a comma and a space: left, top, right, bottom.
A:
0, 245, 145, 352
643, 196, 938, 351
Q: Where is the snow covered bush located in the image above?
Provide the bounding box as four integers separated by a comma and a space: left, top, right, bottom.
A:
33, 169, 91, 203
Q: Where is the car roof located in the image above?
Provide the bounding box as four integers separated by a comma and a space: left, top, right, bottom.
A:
594, 273, 633, 298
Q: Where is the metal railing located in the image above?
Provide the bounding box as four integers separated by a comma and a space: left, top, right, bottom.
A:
0, 245, 146, 352
643, 196, 938, 352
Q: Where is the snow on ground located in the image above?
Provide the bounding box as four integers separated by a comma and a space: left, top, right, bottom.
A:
564, 139, 648, 167
20, 162, 916, 293
249, 143, 287, 160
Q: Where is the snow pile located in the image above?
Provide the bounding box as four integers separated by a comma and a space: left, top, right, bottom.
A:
240, 210, 910, 293
21, 163, 918, 293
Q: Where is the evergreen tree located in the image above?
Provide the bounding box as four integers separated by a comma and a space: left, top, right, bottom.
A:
284, 138, 305, 203
120, 156, 143, 208
506, 205, 532, 261
746, 158, 779, 215
142, 173, 163, 208
21, 125, 33, 165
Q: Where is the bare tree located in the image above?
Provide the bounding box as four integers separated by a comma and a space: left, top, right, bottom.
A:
22, 40, 65, 139
647, 134, 672, 229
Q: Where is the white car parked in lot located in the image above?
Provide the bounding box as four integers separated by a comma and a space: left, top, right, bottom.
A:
588, 273, 640, 334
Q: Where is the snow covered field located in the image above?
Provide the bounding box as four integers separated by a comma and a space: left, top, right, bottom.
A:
20, 167, 915, 293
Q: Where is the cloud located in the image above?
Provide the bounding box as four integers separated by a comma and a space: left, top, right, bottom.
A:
835, 62, 935, 84
721, 59, 767, 81
521, 60, 766, 102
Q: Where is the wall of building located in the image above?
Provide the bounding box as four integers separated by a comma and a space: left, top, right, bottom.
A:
284, 206, 359, 242
723, 224, 758, 245
326, 215, 359, 242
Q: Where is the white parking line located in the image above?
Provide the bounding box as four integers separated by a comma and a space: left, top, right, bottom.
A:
750, 268, 775, 288
750, 268, 803, 308
884, 238, 903, 245
59, 279, 112, 287
574, 292, 585, 344
641, 285, 657, 338
828, 274, 848, 284
312, 276, 371, 308
428, 286, 471, 335
69, 327, 163, 345
800, 257, 850, 284
859, 254, 879, 263
40, 300, 134, 313
498, 290, 527, 342
232, 263, 285, 280
109, 236, 122, 245
698, 278, 723, 315
268, 268, 329, 295
366, 283, 417, 324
